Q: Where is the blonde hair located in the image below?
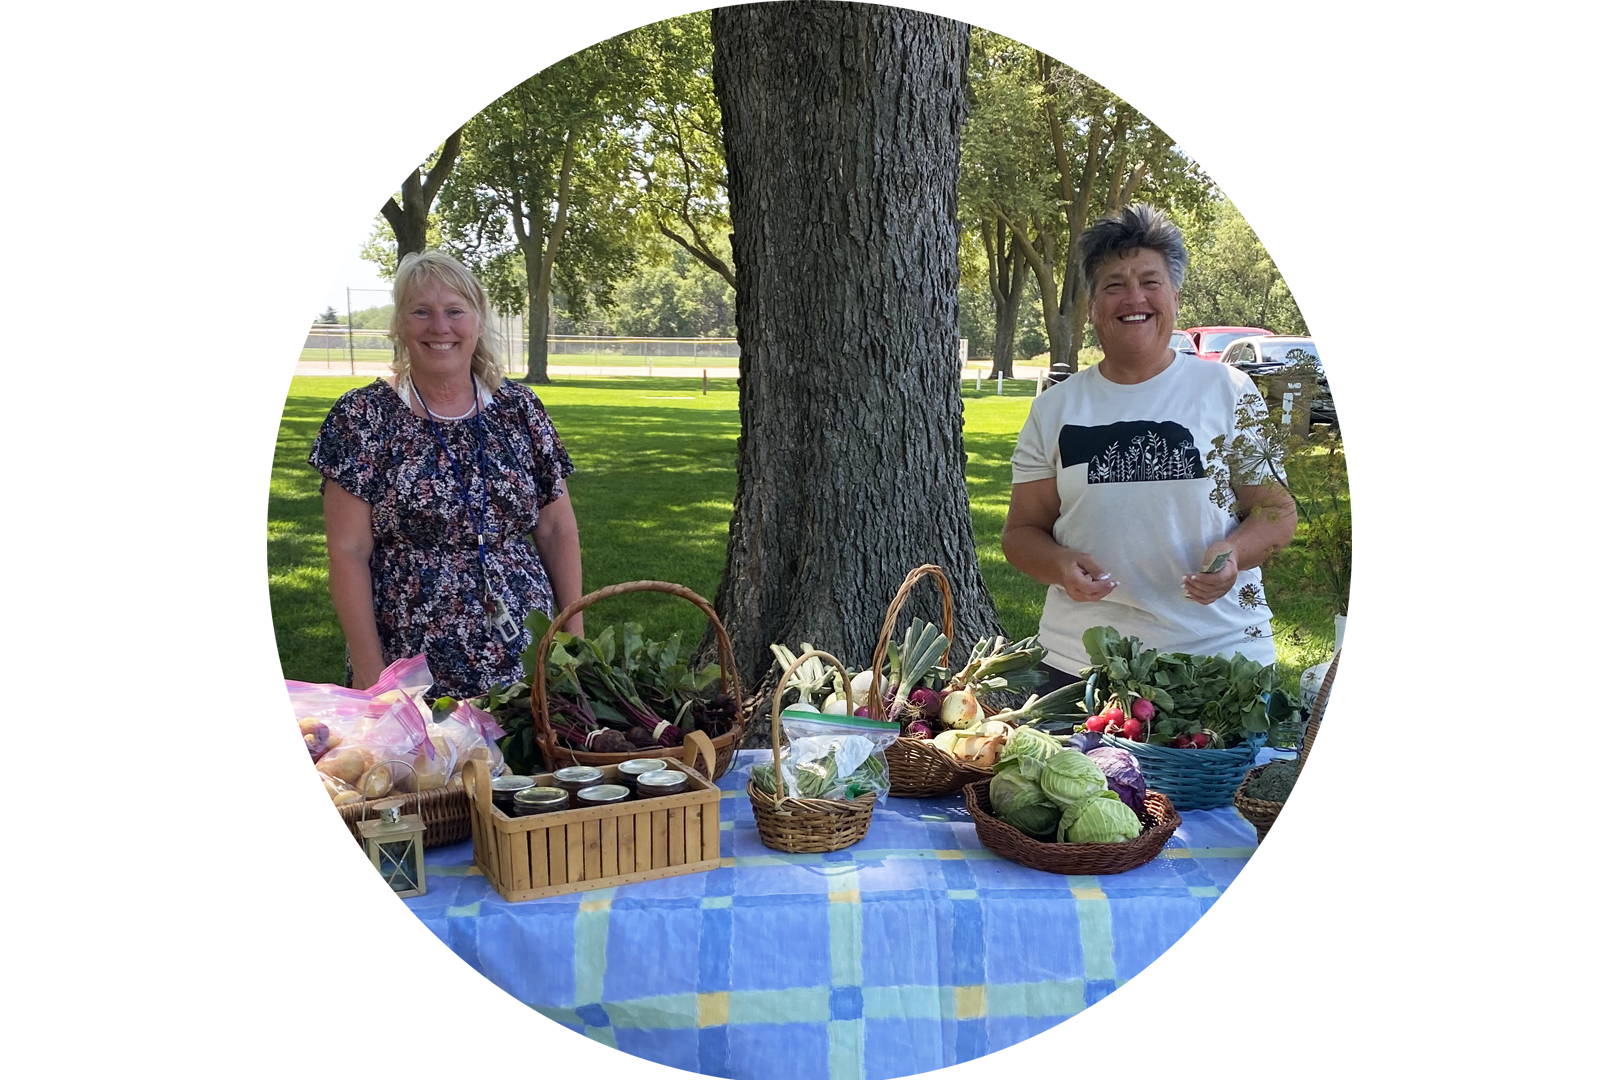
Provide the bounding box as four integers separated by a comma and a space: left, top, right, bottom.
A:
389, 250, 505, 393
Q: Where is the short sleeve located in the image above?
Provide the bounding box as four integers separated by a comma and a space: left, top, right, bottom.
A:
1010, 395, 1057, 484
308, 388, 387, 504
516, 389, 576, 507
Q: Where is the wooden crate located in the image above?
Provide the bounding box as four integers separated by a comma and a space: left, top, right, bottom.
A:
459, 758, 723, 902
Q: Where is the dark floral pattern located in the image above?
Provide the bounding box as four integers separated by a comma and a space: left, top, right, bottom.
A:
309, 378, 574, 698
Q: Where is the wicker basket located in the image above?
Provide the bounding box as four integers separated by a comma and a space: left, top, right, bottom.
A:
874, 566, 992, 798
747, 650, 877, 853
964, 780, 1180, 875
531, 580, 747, 778
1231, 764, 1283, 835
1098, 732, 1261, 811
337, 774, 472, 848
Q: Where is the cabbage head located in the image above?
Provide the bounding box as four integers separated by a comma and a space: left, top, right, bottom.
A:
989, 770, 1061, 838
1059, 791, 1143, 844
1085, 747, 1146, 817
993, 725, 1064, 777
1037, 749, 1108, 807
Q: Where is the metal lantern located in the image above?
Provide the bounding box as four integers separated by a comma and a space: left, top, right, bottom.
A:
356, 761, 427, 897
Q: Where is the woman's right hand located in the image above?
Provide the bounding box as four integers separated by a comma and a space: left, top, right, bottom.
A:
1056, 549, 1118, 603
350, 658, 386, 692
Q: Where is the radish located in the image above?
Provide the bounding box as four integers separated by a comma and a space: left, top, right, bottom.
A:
1084, 715, 1108, 733
1120, 718, 1143, 741
1189, 733, 1211, 749
1130, 697, 1155, 723
1102, 705, 1126, 724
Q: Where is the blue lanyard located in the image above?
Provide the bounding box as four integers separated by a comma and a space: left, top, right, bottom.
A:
412, 378, 495, 603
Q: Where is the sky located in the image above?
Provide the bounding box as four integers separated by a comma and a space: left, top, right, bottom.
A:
265, 215, 395, 317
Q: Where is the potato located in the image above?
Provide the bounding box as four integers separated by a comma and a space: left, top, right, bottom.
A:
316, 748, 367, 786
359, 768, 392, 798
298, 716, 323, 736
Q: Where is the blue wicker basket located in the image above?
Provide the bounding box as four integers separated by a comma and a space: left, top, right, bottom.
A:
1084, 669, 1268, 810
1097, 732, 1263, 810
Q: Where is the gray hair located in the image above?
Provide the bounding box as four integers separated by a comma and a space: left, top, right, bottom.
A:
389, 250, 505, 393
1079, 203, 1189, 295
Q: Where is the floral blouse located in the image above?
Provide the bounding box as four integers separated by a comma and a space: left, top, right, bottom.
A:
309, 378, 575, 698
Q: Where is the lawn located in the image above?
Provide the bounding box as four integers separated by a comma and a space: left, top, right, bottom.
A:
297, 348, 743, 369
268, 375, 1339, 694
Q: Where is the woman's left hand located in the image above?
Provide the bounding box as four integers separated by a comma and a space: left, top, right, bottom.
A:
1183, 542, 1239, 605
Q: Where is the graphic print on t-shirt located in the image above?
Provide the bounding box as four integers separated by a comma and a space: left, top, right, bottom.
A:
1057, 420, 1205, 483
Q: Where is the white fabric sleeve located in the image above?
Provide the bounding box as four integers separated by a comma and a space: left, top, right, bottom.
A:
1010, 396, 1057, 484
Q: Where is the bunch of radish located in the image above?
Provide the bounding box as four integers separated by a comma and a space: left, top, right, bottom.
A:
1082, 695, 1155, 743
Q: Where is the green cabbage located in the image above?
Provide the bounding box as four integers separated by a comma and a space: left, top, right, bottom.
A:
993, 725, 1064, 778
1059, 791, 1143, 844
989, 770, 1062, 837
1037, 749, 1107, 807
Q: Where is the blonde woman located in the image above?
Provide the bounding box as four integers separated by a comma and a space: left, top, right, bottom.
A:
309, 250, 583, 697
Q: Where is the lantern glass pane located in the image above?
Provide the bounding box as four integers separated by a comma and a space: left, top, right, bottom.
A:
377, 838, 420, 893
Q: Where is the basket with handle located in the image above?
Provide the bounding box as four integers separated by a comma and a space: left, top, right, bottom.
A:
531, 580, 747, 778
1087, 669, 1267, 811
874, 565, 990, 798
747, 650, 877, 853
1235, 650, 1340, 842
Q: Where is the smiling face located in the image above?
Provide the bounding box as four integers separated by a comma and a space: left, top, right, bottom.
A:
1089, 248, 1179, 364
400, 279, 481, 380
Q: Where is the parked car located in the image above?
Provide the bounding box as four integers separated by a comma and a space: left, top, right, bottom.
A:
1169, 330, 1194, 353
1185, 325, 1272, 363
1217, 335, 1335, 427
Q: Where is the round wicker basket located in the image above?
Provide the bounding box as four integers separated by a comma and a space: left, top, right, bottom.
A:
1231, 764, 1283, 835
874, 566, 993, 798
963, 780, 1180, 875
531, 580, 747, 778
747, 650, 876, 854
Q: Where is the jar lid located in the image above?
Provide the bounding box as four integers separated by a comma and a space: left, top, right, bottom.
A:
553, 766, 605, 784
637, 770, 687, 790
491, 775, 538, 792
514, 786, 569, 807
616, 758, 668, 776
577, 784, 631, 803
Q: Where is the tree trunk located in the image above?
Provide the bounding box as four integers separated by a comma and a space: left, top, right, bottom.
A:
984, 219, 1027, 378
711, 2, 1004, 743
525, 266, 552, 384
380, 127, 462, 263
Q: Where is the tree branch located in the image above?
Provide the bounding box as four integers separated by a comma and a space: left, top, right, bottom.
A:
421, 125, 464, 205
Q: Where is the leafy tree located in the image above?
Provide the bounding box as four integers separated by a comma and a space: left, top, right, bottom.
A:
960, 31, 1047, 376
1175, 198, 1309, 334
378, 128, 463, 263
435, 41, 645, 383
960, 33, 1210, 370
607, 238, 735, 337
629, 13, 734, 290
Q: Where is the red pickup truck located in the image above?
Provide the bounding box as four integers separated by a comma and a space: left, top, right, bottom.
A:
1184, 326, 1272, 362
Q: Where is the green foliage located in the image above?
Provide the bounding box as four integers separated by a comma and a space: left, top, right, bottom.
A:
1174, 198, 1308, 334
958, 28, 1213, 366
1205, 366, 1351, 615
626, 13, 733, 287
435, 34, 646, 322
603, 239, 735, 337
316, 306, 340, 324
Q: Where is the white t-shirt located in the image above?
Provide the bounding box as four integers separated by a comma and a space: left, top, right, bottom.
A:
1011, 352, 1278, 673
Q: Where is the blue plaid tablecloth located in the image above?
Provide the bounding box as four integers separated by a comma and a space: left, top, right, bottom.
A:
405, 750, 1258, 1080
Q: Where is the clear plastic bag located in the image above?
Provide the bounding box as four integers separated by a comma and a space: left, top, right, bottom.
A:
754, 710, 901, 803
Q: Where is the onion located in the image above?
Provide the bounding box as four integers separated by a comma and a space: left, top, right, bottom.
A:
849, 669, 887, 701
939, 689, 981, 729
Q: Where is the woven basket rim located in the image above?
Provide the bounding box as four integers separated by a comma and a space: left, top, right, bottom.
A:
963, 779, 1180, 874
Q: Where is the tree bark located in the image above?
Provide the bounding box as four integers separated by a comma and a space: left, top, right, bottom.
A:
380, 126, 463, 261
711, 2, 1004, 743
520, 127, 577, 385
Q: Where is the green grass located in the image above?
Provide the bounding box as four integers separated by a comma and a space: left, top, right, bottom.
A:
269, 374, 1337, 692
297, 348, 743, 369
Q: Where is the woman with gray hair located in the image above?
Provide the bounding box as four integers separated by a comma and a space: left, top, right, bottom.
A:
1002, 203, 1296, 687
309, 250, 583, 698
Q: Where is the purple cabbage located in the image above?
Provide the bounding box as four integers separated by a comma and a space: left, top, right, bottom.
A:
1085, 746, 1146, 818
